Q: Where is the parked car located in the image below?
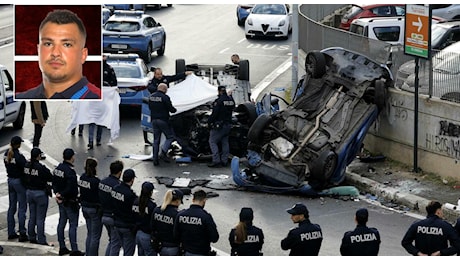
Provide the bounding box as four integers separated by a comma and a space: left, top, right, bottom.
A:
103, 10, 166, 63
339, 4, 406, 31
432, 4, 460, 20
104, 4, 146, 12
232, 47, 394, 196
1, 64, 26, 130
105, 53, 151, 106
397, 41, 460, 103
102, 5, 111, 25
236, 4, 254, 26
245, 4, 292, 39
431, 20, 460, 50
150, 4, 173, 10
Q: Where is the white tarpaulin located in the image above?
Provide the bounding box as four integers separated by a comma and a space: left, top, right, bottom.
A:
168, 74, 217, 115
66, 87, 121, 140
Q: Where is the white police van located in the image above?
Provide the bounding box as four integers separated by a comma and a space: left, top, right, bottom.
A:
0, 64, 26, 130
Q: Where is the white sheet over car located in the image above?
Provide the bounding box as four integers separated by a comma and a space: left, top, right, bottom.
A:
168, 74, 217, 115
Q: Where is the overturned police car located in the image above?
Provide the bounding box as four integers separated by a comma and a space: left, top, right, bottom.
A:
232, 47, 393, 196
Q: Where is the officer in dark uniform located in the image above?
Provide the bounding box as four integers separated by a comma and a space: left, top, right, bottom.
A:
207, 85, 235, 168
52, 148, 84, 256
111, 169, 138, 256
340, 208, 380, 255
229, 207, 264, 256
402, 200, 460, 256
98, 160, 123, 256
281, 203, 323, 256
146, 83, 177, 166
22, 147, 53, 246
133, 181, 157, 256
152, 189, 184, 256
147, 67, 192, 93
174, 189, 219, 256
103, 54, 117, 87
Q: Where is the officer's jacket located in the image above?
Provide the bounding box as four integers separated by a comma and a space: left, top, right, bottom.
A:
148, 91, 177, 121
133, 198, 156, 234
340, 224, 380, 256
22, 159, 52, 190
103, 61, 118, 87
147, 72, 187, 93
52, 161, 78, 201
229, 223, 264, 256
112, 182, 137, 228
208, 93, 235, 125
402, 214, 460, 256
152, 204, 181, 246
3, 148, 26, 179
98, 175, 121, 217
174, 204, 219, 255
281, 219, 323, 256
78, 173, 101, 208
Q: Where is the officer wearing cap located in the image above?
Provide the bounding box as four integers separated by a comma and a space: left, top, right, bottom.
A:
111, 169, 138, 256
133, 181, 157, 256
52, 148, 84, 256
22, 147, 53, 246
402, 200, 460, 256
174, 189, 219, 256
340, 208, 380, 256
98, 160, 123, 256
207, 85, 235, 168
3, 136, 28, 242
152, 189, 184, 256
281, 203, 323, 256
229, 207, 264, 256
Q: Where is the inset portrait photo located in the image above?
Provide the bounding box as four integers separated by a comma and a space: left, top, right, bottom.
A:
14, 5, 102, 100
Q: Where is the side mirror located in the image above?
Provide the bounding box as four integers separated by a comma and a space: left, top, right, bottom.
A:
157, 22, 162, 27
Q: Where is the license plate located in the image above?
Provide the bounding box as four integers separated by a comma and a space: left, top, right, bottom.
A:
112, 44, 127, 49
118, 88, 127, 94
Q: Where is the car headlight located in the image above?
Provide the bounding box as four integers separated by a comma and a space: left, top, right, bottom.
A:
247, 18, 253, 26
279, 19, 286, 27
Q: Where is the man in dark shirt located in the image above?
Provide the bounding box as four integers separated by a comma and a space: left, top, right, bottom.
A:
15, 9, 100, 100
340, 208, 380, 255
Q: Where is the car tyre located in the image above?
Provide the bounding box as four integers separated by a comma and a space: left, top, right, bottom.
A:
157, 37, 166, 56
247, 113, 271, 145
374, 79, 386, 111
13, 103, 25, 130
167, 4, 172, 7
143, 44, 152, 63
237, 59, 249, 81
175, 59, 186, 75
310, 150, 337, 189
235, 102, 257, 126
305, 51, 326, 79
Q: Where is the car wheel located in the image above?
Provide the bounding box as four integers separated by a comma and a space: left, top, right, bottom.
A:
13, 103, 25, 130
310, 150, 337, 189
235, 102, 258, 126
237, 59, 249, 81
157, 37, 166, 56
305, 51, 326, 79
374, 79, 386, 111
167, 4, 172, 7
247, 113, 271, 145
245, 34, 251, 39
143, 44, 152, 63
175, 59, 186, 75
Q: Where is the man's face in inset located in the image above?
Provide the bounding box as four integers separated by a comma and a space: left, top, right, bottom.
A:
38, 22, 88, 85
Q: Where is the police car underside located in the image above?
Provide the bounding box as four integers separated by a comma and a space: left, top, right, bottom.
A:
232, 47, 393, 196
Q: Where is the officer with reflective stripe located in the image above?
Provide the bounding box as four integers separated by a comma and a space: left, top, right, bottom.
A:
402, 200, 460, 256
174, 189, 219, 256
340, 208, 380, 255
281, 203, 323, 256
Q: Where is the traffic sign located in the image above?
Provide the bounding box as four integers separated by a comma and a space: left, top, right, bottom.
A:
404, 4, 431, 59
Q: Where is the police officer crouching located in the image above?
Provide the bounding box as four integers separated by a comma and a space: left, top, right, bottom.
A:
340, 208, 380, 255
207, 85, 235, 168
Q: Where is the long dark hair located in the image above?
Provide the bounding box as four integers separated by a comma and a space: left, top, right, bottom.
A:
139, 187, 152, 217
84, 157, 98, 177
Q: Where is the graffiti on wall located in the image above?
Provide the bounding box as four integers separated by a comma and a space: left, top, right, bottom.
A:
425, 120, 460, 159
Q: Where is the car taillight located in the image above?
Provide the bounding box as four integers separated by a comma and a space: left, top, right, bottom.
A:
130, 85, 147, 91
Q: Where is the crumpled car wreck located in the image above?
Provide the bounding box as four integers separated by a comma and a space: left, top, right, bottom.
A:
232, 47, 394, 196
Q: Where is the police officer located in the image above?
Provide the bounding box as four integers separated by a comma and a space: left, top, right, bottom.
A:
22, 147, 53, 246
146, 83, 177, 166
111, 169, 138, 256
3, 136, 28, 242
98, 160, 123, 256
340, 208, 380, 256
207, 85, 235, 168
229, 207, 264, 256
52, 148, 84, 256
147, 67, 192, 93
281, 203, 323, 256
174, 189, 219, 256
152, 189, 184, 256
103, 54, 117, 87
133, 181, 157, 256
402, 200, 460, 256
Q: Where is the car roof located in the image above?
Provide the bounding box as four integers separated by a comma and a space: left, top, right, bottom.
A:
108, 10, 149, 22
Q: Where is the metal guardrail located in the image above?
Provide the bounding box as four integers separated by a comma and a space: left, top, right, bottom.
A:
298, 4, 460, 104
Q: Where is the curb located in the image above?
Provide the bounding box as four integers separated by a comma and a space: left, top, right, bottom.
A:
0, 241, 59, 255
